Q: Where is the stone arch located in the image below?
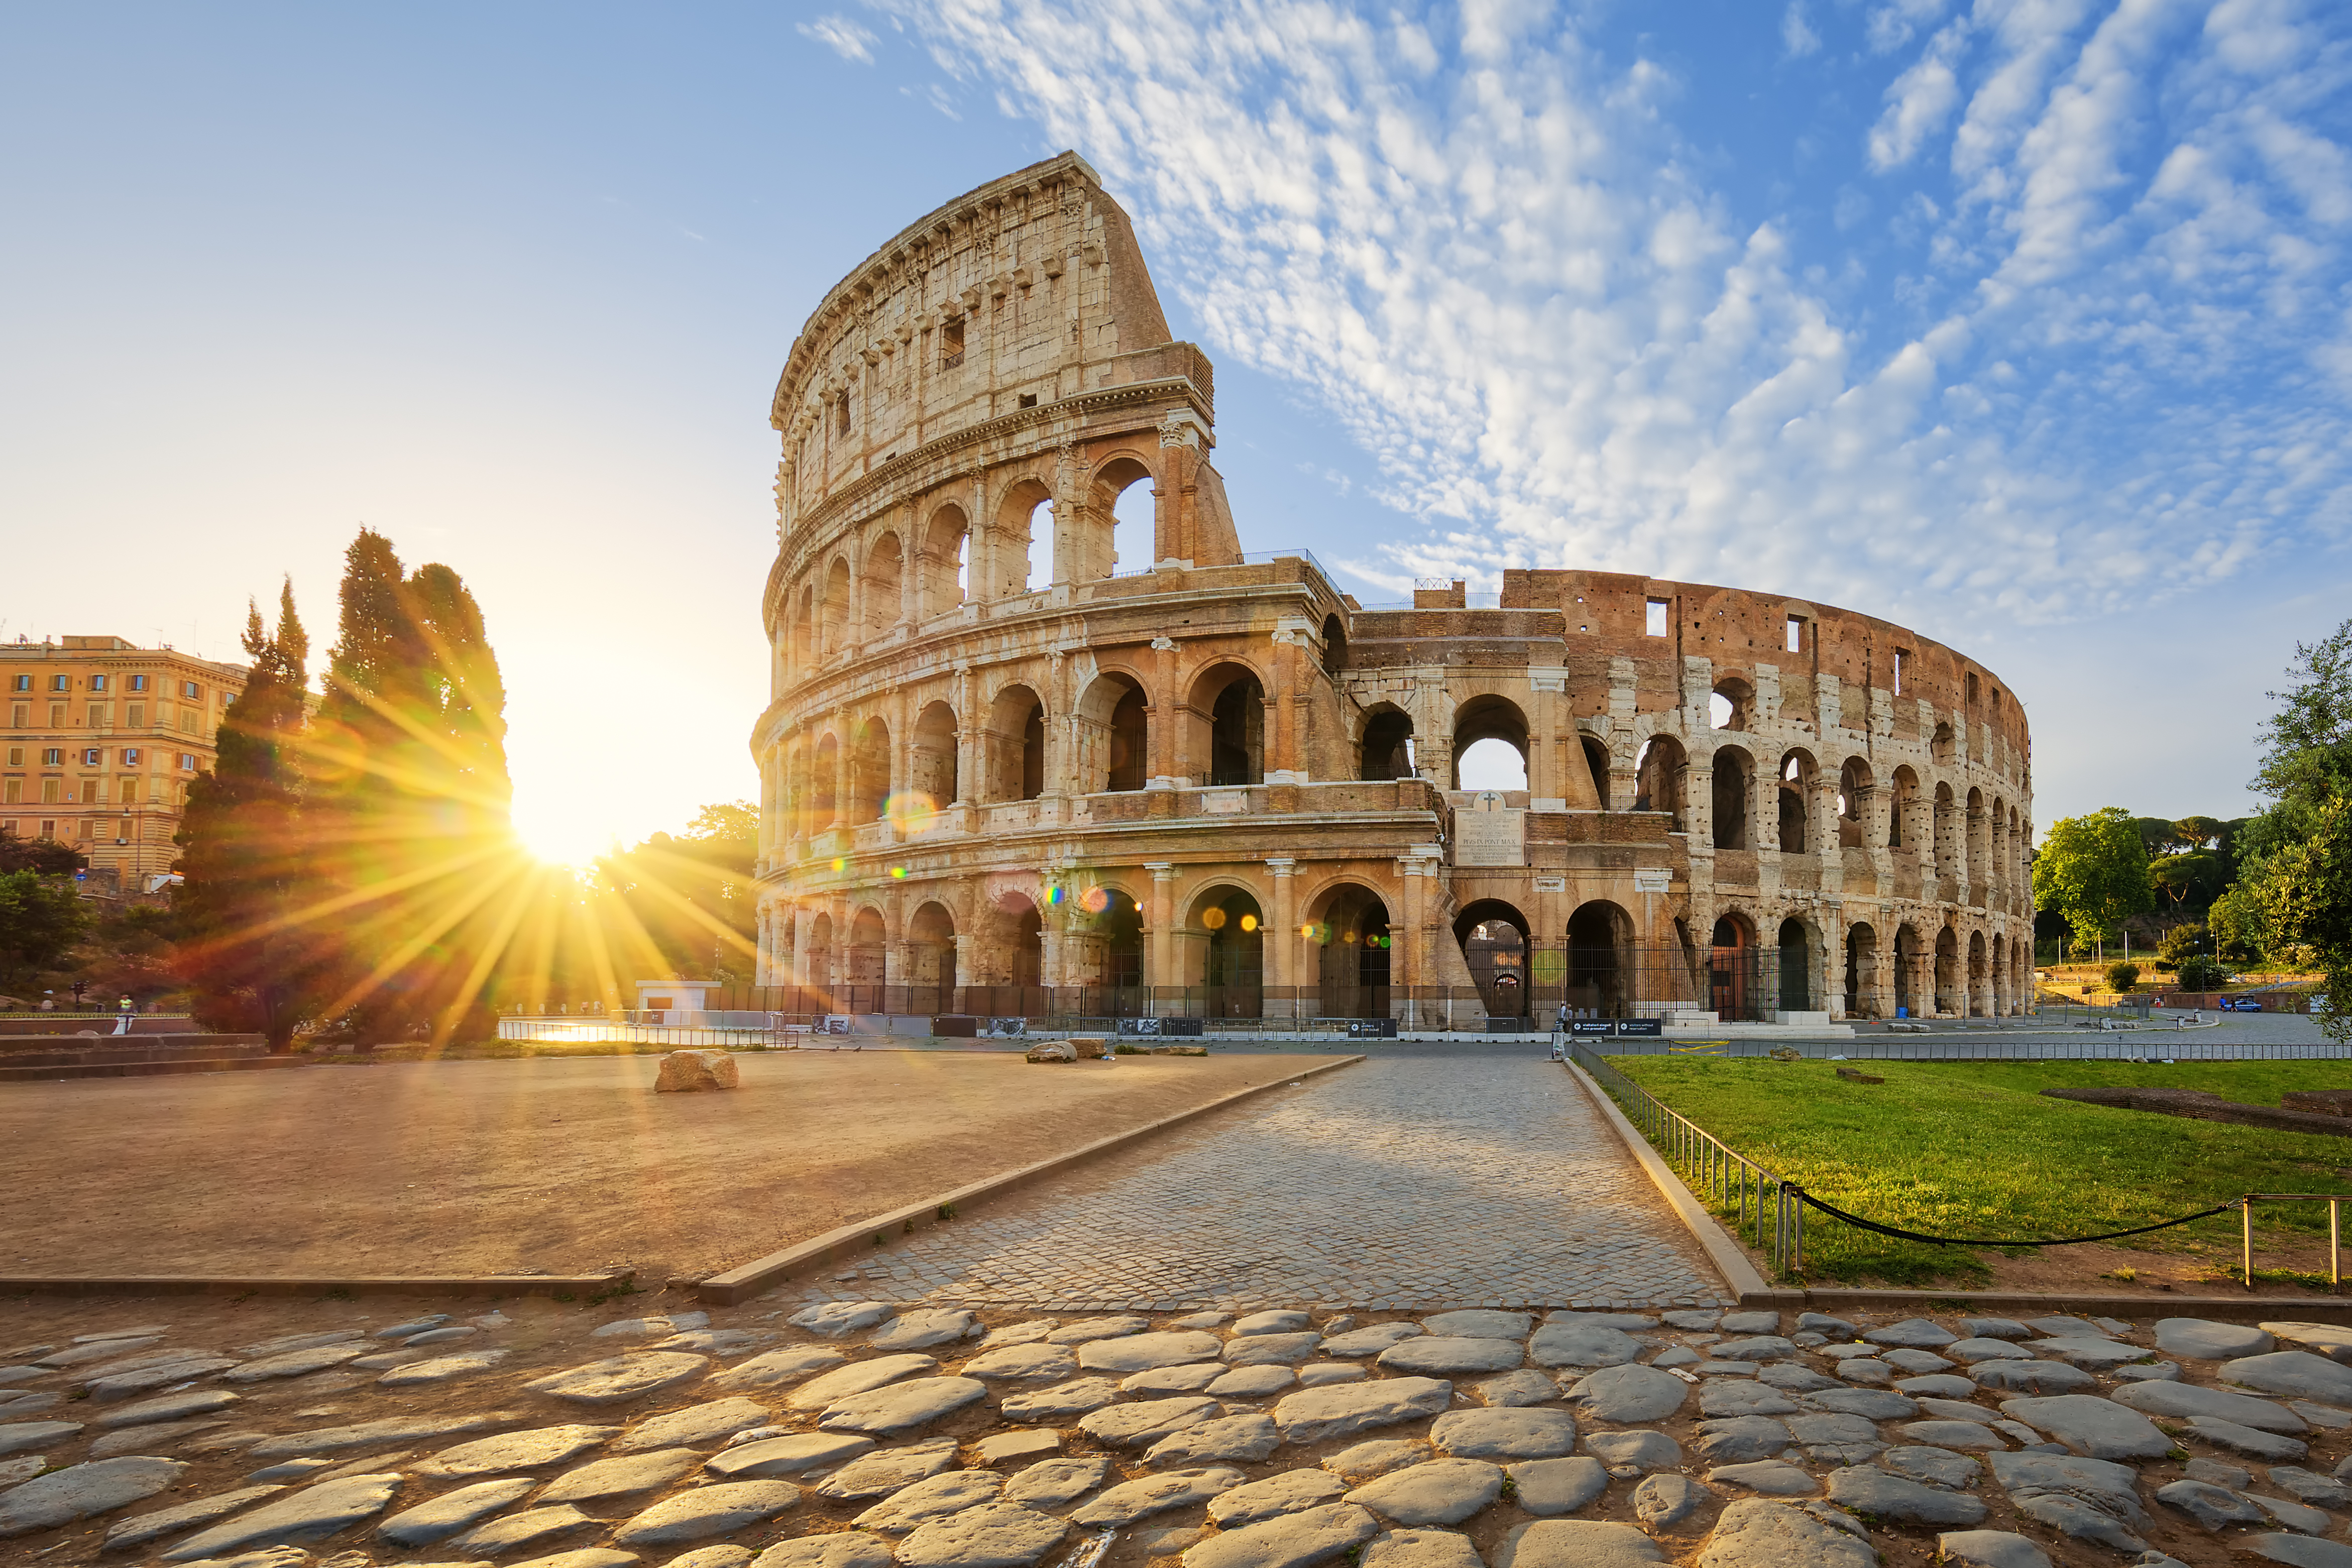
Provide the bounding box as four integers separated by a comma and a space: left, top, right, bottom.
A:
1935, 924, 1961, 1015
1778, 748, 1817, 853
1968, 928, 1989, 1017
1711, 743, 1755, 850
1889, 765, 1921, 851
1776, 915, 1816, 1013
849, 716, 891, 823
863, 531, 904, 639
1360, 704, 1414, 782
1321, 613, 1349, 676
1710, 675, 1754, 731
811, 732, 839, 827
1580, 733, 1612, 811
1305, 880, 1392, 1019
1185, 882, 1265, 1017
1565, 899, 1635, 1018
911, 700, 958, 809
1091, 452, 1156, 581
1454, 898, 1532, 1020
1633, 734, 1688, 828
984, 683, 1046, 803
906, 900, 957, 998
920, 502, 970, 618
1709, 909, 1758, 1019
994, 474, 1055, 598
1838, 756, 1874, 849
806, 912, 834, 995
1187, 661, 1266, 787
1076, 883, 1145, 1004
1931, 721, 1955, 764
846, 905, 888, 992
821, 555, 852, 655
1453, 694, 1531, 792
972, 886, 1043, 994
1074, 670, 1150, 793
1845, 921, 1879, 1017
1893, 921, 1927, 1016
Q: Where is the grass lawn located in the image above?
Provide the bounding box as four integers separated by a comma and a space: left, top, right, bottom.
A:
1608, 1056, 2352, 1287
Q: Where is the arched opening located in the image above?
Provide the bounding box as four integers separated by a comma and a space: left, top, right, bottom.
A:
1845, 922, 1878, 1017
1075, 673, 1149, 793
1081, 886, 1144, 1011
806, 912, 834, 1000
1893, 924, 1921, 1016
986, 685, 1046, 802
921, 504, 970, 617
864, 533, 904, 639
1580, 735, 1612, 810
821, 556, 851, 655
1709, 914, 1754, 1019
910, 701, 958, 811
1360, 708, 1414, 782
906, 901, 957, 1009
790, 585, 815, 673
1189, 664, 1265, 787
1321, 614, 1349, 675
1838, 758, 1872, 849
1889, 766, 1920, 851
1936, 926, 1960, 1016
1025, 498, 1054, 591
1098, 457, 1156, 579
1778, 750, 1814, 853
850, 717, 890, 823
1308, 882, 1391, 1019
1967, 929, 1988, 1017
1452, 696, 1530, 792
1194, 887, 1265, 1018
1455, 900, 1531, 1020
1776, 916, 1811, 1012
811, 733, 839, 827
1934, 782, 1956, 877
993, 478, 1054, 599
1711, 747, 1753, 850
1931, 722, 1954, 765
1633, 735, 1688, 830
847, 907, 888, 1002
1565, 900, 1634, 1018
1709, 677, 1753, 731
975, 890, 1043, 1000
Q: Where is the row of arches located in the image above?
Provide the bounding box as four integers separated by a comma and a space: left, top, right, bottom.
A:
780, 456, 1164, 672
1842, 921, 2027, 1018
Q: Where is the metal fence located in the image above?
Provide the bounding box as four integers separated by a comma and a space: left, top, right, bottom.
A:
1595, 1032, 2350, 1062
1569, 1041, 1808, 1275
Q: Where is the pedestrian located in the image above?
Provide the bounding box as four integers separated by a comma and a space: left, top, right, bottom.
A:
113, 995, 135, 1035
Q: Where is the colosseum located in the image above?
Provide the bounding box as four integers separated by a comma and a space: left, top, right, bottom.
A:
750, 153, 2035, 1030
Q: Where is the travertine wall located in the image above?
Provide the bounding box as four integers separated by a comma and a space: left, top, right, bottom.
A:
752, 155, 2034, 1022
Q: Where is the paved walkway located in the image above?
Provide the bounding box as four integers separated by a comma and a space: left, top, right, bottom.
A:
791, 1046, 1731, 1313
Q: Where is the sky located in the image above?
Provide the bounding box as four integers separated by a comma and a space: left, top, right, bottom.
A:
3, 1, 2346, 861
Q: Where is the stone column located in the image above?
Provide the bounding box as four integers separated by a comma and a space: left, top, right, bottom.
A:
1150, 637, 1181, 783
1265, 857, 1298, 1019
1396, 856, 1425, 1023
1966, 803, 1988, 900
1871, 926, 1896, 1021
1146, 862, 1177, 1000
833, 706, 852, 828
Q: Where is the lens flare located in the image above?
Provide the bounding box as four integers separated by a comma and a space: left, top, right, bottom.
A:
884, 791, 939, 834
1239, 913, 1258, 932
1078, 885, 1110, 914
1201, 907, 1227, 930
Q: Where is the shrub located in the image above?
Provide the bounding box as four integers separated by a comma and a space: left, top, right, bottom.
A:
2106, 961, 2141, 993
2176, 954, 2226, 990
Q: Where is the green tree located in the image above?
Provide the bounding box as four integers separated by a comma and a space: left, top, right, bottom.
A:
2157, 922, 2209, 967
306, 530, 515, 1044
0, 868, 88, 994
2257, 790, 2352, 1042
173, 583, 329, 1050
591, 801, 759, 983
2226, 615, 2352, 989
0, 835, 85, 876
2105, 960, 2140, 993
2033, 807, 2154, 959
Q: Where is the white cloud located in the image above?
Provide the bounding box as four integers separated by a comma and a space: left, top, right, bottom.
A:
798, 14, 879, 63
882, 0, 2352, 639
1782, 2, 1823, 58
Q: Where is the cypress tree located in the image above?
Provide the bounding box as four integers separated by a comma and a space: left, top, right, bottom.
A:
174, 581, 322, 1050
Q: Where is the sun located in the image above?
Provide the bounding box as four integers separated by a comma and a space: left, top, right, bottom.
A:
513, 811, 615, 870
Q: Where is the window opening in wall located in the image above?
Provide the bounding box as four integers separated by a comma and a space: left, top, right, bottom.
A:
130, 675, 146, 692
940, 318, 965, 368
1208, 675, 1265, 787
1786, 616, 1803, 653
1966, 671, 1980, 704
1894, 650, 1909, 695
1111, 476, 1155, 573
1026, 500, 1054, 591
957, 531, 970, 598
53, 676, 69, 692
836, 398, 851, 438
1018, 393, 1038, 409
1646, 598, 1669, 637
1457, 738, 1526, 791
1709, 694, 1734, 729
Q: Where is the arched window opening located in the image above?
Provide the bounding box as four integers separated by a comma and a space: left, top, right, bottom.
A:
1778, 752, 1812, 854
806, 913, 834, 997
811, 734, 839, 827
1321, 614, 1349, 675
1076, 673, 1149, 793
921, 506, 969, 618
1633, 736, 1688, 830
1838, 758, 1871, 848
1085, 888, 1145, 1008
1845, 923, 1878, 1017
1935, 927, 1961, 1015
1209, 675, 1264, 786
1893, 925, 1921, 1016
1777, 917, 1811, 1012
1931, 722, 1954, 764
847, 908, 887, 991
1889, 766, 1920, 850
986, 686, 1046, 803
1452, 696, 1531, 792
864, 534, 904, 639
1454, 901, 1531, 1020
1309, 884, 1392, 1019
1197, 888, 1264, 1018
1581, 736, 1612, 810
911, 701, 958, 810
1110, 469, 1155, 576
1361, 709, 1414, 782
850, 718, 890, 822
821, 557, 851, 655
1710, 678, 1753, 731
1566, 901, 1633, 1018
1107, 684, 1148, 791
1026, 499, 1054, 592
1712, 749, 1751, 850
906, 902, 957, 1003
983, 894, 1043, 990
1709, 914, 1754, 1018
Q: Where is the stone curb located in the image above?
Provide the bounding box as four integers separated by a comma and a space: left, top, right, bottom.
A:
1562, 1060, 1769, 1304
0, 1272, 631, 1299
0, 1055, 310, 1083
695, 1053, 1369, 1307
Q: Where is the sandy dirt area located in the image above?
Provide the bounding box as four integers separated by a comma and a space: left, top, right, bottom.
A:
0, 1050, 1347, 1284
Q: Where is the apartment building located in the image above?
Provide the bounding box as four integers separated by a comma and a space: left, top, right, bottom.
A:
1, 635, 248, 891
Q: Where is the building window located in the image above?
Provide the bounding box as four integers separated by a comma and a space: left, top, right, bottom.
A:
2, 782, 16, 804
1645, 598, 1669, 637
49, 704, 65, 727
126, 704, 143, 727
941, 318, 965, 368
179, 752, 197, 770
120, 776, 140, 804
180, 681, 199, 699
1785, 616, 1803, 653
40, 819, 55, 836
41, 779, 59, 804
9, 705, 23, 727
42, 748, 62, 765
10, 675, 27, 692
85, 704, 105, 727
51, 675, 69, 692
82, 748, 102, 765
179, 709, 198, 734
128, 675, 147, 693
90, 675, 108, 692
1893, 649, 1909, 696
5, 747, 18, 766
122, 748, 138, 765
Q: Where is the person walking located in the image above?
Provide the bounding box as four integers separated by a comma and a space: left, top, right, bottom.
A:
113, 995, 135, 1036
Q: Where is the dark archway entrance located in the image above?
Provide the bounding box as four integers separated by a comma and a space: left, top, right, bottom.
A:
1776, 917, 1811, 1013
1310, 884, 1392, 1019
1564, 900, 1633, 1018
1454, 899, 1530, 1020
1200, 888, 1264, 1018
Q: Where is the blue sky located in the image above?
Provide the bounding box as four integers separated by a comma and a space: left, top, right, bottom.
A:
3, 2, 2346, 858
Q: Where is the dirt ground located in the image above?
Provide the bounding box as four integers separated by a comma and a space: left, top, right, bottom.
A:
0, 1050, 1347, 1285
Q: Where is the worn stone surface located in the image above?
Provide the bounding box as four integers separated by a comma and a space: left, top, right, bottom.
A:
785, 1353, 939, 1411
246, 1410, 520, 1458
615, 1396, 773, 1451
1429, 1408, 1576, 1460
159, 1474, 404, 1560
1361, 1526, 1485, 1568
0, 1419, 82, 1455
0, 1455, 186, 1536
101, 1484, 286, 1551
707, 1431, 876, 1479
1864, 1318, 1958, 1348
2157, 1477, 2267, 1528
1071, 1467, 1247, 1527
1578, 1430, 1679, 1471
1706, 1460, 1817, 1495
817, 1375, 988, 1435
854, 1469, 1007, 1533
1490, 1518, 1666, 1568
1698, 1381, 1799, 1418
2157, 1318, 2276, 1360
541, 1444, 704, 1502
1324, 1440, 1433, 1485
787, 1302, 893, 1337
1471, 1370, 1555, 1408
1693, 1416, 1791, 1464
1003, 1455, 1113, 1510
1379, 1338, 1521, 1375
965, 1344, 1078, 1383
91, 1388, 241, 1428
1321, 1324, 1423, 1357
1001, 1378, 1124, 1420
711, 1345, 849, 1391
973, 1428, 1062, 1465
1631, 1472, 1706, 1528
1996, 1394, 2173, 1459
1148, 1412, 1285, 1466
896, 1502, 1067, 1568
376, 1476, 537, 1545
1934, 1529, 2051, 1568
1526, 1324, 1639, 1369
753, 1535, 897, 1568
612, 1480, 802, 1545
1185, 1502, 1381, 1568
1884, 1445, 1982, 1489
1277, 1379, 1454, 1446
1234, 1311, 1314, 1337
525, 1352, 709, 1406
1226, 1332, 1325, 1367
1345, 1458, 1503, 1526
655, 1048, 740, 1091
1210, 1469, 1352, 1527
1080, 1394, 1221, 1447
1824, 1465, 1986, 1525
2235, 1534, 2352, 1566
413, 1423, 619, 1477
1505, 1456, 1607, 1515
871, 1308, 979, 1351
1077, 1332, 1223, 1372
221, 1342, 371, 1382
2225, 1352, 2352, 1404
1972, 1361, 2096, 1395
2184, 1414, 2309, 1460
813, 1437, 960, 1500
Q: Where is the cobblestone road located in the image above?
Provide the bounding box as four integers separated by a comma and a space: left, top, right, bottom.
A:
794, 1046, 1731, 1314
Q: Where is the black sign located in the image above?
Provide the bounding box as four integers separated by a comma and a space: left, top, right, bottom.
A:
1617, 1018, 1663, 1037
1569, 1019, 1664, 1037
1346, 1018, 1399, 1038
1570, 1021, 1616, 1036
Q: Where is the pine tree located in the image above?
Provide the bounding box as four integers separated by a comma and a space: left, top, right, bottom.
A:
308, 529, 516, 1043
173, 581, 322, 1050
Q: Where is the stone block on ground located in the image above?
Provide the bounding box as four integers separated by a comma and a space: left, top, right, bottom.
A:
897, 1502, 1069, 1568
158, 1473, 403, 1560
1691, 1498, 1874, 1568
1345, 1459, 1503, 1526
376, 1476, 537, 1545
1379, 1338, 1522, 1375
1276, 1379, 1453, 1446
1185, 1503, 1380, 1568
1071, 1467, 1247, 1528
872, 1308, 981, 1351
1323, 1440, 1432, 1485
1996, 1394, 2172, 1459
1560, 1365, 1686, 1423
753, 1537, 897, 1568
2224, 1352, 2352, 1404
1490, 1519, 1666, 1568
0, 1455, 186, 1536
817, 1375, 989, 1435
1631, 1473, 1707, 1528
1362, 1527, 1485, 1568
1504, 1457, 1607, 1515
1210, 1469, 1352, 1527
1025, 1042, 1076, 1063
854, 1470, 1007, 1533
1429, 1408, 1576, 1460
616, 1397, 774, 1450
1078, 1331, 1223, 1373
655, 1049, 739, 1090
785, 1353, 939, 1411
1706, 1460, 1815, 1495
1823, 1465, 1985, 1526
705, 1431, 876, 1479
1080, 1395, 1220, 1447
1146, 1413, 1284, 1465
612, 1480, 802, 1545
1003, 1455, 1113, 1510
1579, 1430, 1678, 1471
1934, 1529, 2051, 1568
525, 1352, 710, 1406
813, 1436, 960, 1500
413, 1423, 620, 1477
2158, 1318, 2276, 1360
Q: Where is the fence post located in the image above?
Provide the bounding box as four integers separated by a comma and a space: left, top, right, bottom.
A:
2243, 1197, 2255, 1291
1791, 1184, 1804, 1276
2334, 1199, 2342, 1297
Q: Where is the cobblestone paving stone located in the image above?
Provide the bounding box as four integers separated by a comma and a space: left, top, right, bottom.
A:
803, 1048, 1731, 1312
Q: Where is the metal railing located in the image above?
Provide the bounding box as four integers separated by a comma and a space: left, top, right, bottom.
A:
1596, 1032, 2349, 1061
1569, 1040, 1807, 1276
